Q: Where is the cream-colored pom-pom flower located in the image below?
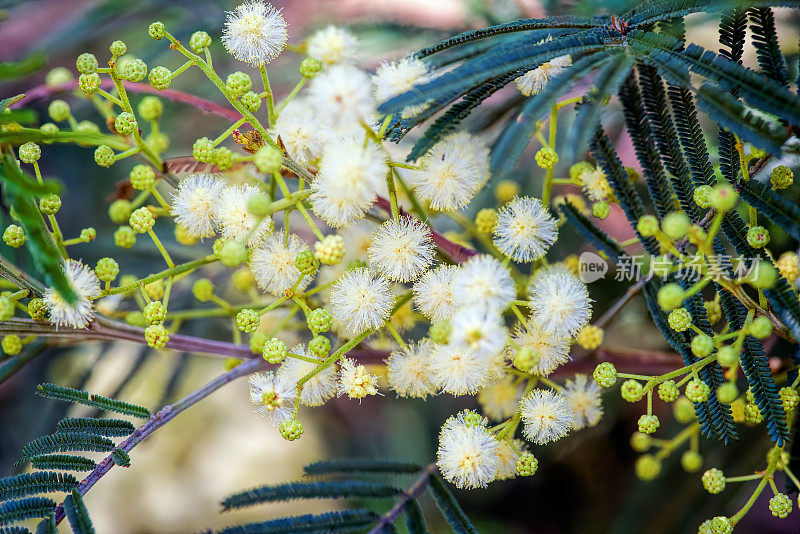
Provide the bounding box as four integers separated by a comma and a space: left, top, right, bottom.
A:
213, 184, 273, 247
528, 271, 592, 337
453, 255, 515, 311
563, 374, 603, 430
171, 174, 225, 239
222, 1, 288, 66
329, 268, 394, 337
493, 196, 558, 263
412, 264, 460, 322
44, 259, 102, 329
367, 216, 434, 282
338, 357, 379, 400
248, 371, 296, 426
436, 413, 501, 488
271, 99, 324, 167
509, 323, 570, 376
308, 65, 376, 130
478, 375, 523, 421
519, 389, 574, 445
429, 343, 493, 396
249, 233, 311, 296
514, 54, 571, 96
386, 339, 437, 399
306, 25, 358, 65
277, 345, 337, 406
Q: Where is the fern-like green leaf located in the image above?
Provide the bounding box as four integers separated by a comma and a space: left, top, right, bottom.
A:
0, 472, 78, 500
403, 498, 427, 534
736, 178, 800, 242
304, 459, 424, 476
36, 383, 151, 419
428, 474, 478, 534
558, 201, 623, 262
29, 454, 96, 472
626, 1, 800, 29
217, 509, 379, 534
221, 481, 401, 511
1, 527, 32, 534
56, 417, 135, 438
110, 448, 131, 467
20, 433, 115, 460
0, 497, 55, 525
63, 490, 95, 534
748, 7, 789, 86
34, 514, 55, 534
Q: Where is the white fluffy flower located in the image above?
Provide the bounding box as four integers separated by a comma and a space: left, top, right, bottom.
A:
437, 415, 500, 488
412, 265, 460, 322
338, 357, 379, 399
367, 216, 434, 282
330, 268, 394, 337
519, 389, 574, 445
309, 65, 376, 130
510, 323, 570, 376
448, 306, 507, 358
213, 184, 273, 247
453, 255, 515, 311
45, 259, 101, 329
528, 272, 592, 337
563, 374, 603, 430
277, 346, 337, 406
222, 1, 288, 66
249, 233, 310, 296
386, 339, 437, 399
413, 132, 490, 211
248, 371, 296, 425
493, 196, 557, 263
477, 375, 523, 421
581, 166, 612, 202
514, 55, 572, 96
372, 57, 432, 117
306, 25, 358, 65
171, 174, 225, 239
430, 344, 493, 396
309, 138, 387, 227
272, 99, 324, 167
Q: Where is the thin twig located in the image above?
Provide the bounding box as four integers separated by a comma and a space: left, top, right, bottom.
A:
369, 464, 437, 534
52, 357, 264, 524
594, 278, 645, 329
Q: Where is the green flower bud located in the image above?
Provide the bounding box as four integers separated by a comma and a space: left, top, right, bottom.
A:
76, 120, 99, 134
716, 345, 739, 367
667, 308, 692, 332
279, 418, 303, 441
709, 516, 732, 534
94, 145, 115, 167
708, 184, 737, 213
515, 452, 538, 476
28, 298, 47, 320
744, 260, 777, 289
635, 455, 661, 481
0, 298, 13, 321
110, 40, 127, 57
690, 334, 714, 357
76, 53, 98, 74
475, 208, 497, 234
148, 21, 165, 40
702, 468, 725, 494
693, 185, 712, 208
745, 225, 770, 248
249, 331, 268, 354
137, 96, 163, 121
232, 268, 256, 292
592, 201, 610, 219
779, 386, 799, 411
219, 241, 246, 267
214, 147, 233, 170
122, 58, 147, 82
263, 337, 287, 364
18, 142, 41, 164
95, 257, 119, 282
637, 414, 660, 434
569, 161, 593, 181
192, 279, 215, 302
254, 145, 283, 174
307, 308, 332, 334
189, 31, 212, 53
658, 380, 680, 402
144, 324, 169, 349
673, 396, 696, 423
236, 309, 260, 333
114, 226, 136, 248
768, 493, 793, 518
129, 164, 156, 190
108, 199, 133, 224
749, 316, 772, 339
309, 335, 330, 358
535, 146, 558, 170
241, 91, 261, 112
114, 112, 137, 135
48, 99, 70, 122
143, 301, 167, 325
513, 346, 539, 373
299, 57, 323, 78
630, 432, 651, 452
146, 131, 170, 152
3, 225, 25, 248
78, 72, 101, 94
704, 299, 722, 324
657, 283, 684, 311
685, 379, 711, 402
681, 450, 702, 472
592, 361, 617, 388
770, 165, 793, 190
637, 215, 659, 237
148, 66, 171, 91
2, 335, 22, 355
247, 193, 272, 217
226, 71, 252, 99
129, 207, 154, 233
79, 229, 94, 242
717, 382, 738, 404
192, 137, 215, 163
430, 321, 451, 345
621, 379, 644, 402
125, 311, 146, 327
45, 67, 73, 87
661, 211, 690, 240
295, 250, 318, 276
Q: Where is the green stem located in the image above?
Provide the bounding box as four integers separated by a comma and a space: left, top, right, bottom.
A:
103, 256, 216, 296
276, 77, 307, 116
259, 65, 276, 127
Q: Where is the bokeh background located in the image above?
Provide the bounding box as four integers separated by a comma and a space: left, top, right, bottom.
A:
1, 1, 799, 532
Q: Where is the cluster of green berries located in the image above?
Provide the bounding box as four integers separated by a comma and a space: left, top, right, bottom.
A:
768, 493, 793, 518
702, 468, 725, 494
515, 452, 538, 476
3, 225, 25, 248
637, 414, 660, 435
667, 308, 692, 332
707, 516, 732, 534
114, 112, 137, 135
306, 308, 332, 334
94, 145, 116, 167
143, 301, 167, 325
535, 147, 558, 170
621, 379, 644, 402
226, 71, 252, 99
279, 419, 303, 441
592, 362, 617, 388
236, 309, 260, 333
314, 235, 346, 265
263, 337, 287, 364
39, 194, 61, 215
144, 324, 169, 349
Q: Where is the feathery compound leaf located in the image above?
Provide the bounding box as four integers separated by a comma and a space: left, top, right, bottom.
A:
428, 474, 478, 534
20, 433, 115, 460
63, 490, 94, 534
748, 7, 789, 86
558, 201, 623, 263
217, 509, 379, 534
29, 455, 96, 472
221, 481, 401, 511
304, 459, 424, 476
0, 156, 75, 303
736, 178, 800, 242
110, 448, 131, 467
719, 8, 747, 64
627, 1, 800, 28
0, 498, 55, 525
2, 527, 32, 534
56, 417, 135, 438
490, 52, 616, 176
403, 498, 427, 534
668, 86, 715, 186
34, 514, 55, 534
0, 472, 78, 500
36, 383, 151, 419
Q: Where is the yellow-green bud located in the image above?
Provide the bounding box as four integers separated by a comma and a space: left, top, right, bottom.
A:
430, 321, 451, 345
189, 31, 212, 53
636, 215, 659, 237
144, 324, 169, 349
314, 235, 346, 265
114, 112, 137, 135
138, 96, 163, 121
78, 72, 101, 94
295, 250, 318, 276
745, 225, 769, 248
254, 145, 283, 174
309, 335, 330, 358
48, 100, 70, 122
241, 91, 261, 112
661, 211, 690, 240
535, 146, 558, 170
114, 226, 136, 248
39, 194, 61, 215
129, 207, 155, 233
219, 241, 246, 267
18, 142, 41, 163
279, 418, 303, 440
2, 335, 23, 355
129, 164, 156, 190
226, 71, 252, 99
299, 57, 323, 78
76, 53, 98, 74
45, 67, 73, 87
148, 21, 165, 40
192, 279, 215, 302
121, 58, 147, 82
143, 301, 167, 325
110, 40, 127, 57
592, 362, 616, 387
95, 257, 119, 282
192, 137, 215, 163
28, 298, 47, 320
592, 201, 610, 219
108, 199, 133, 224
658, 380, 680, 402
148, 66, 171, 91
94, 145, 115, 167
263, 337, 287, 364
693, 185, 712, 208
634, 455, 661, 481
307, 308, 333, 334
247, 193, 272, 217
708, 184, 737, 212
657, 283, 684, 311
770, 165, 793, 190
475, 208, 497, 234
3, 225, 25, 248
681, 450, 702, 472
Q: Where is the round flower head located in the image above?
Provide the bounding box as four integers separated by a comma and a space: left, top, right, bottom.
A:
510, 323, 570, 376
309, 65, 376, 131
519, 389, 574, 445
248, 371, 296, 425
412, 264, 460, 322
329, 268, 394, 337
496, 439, 526, 480
249, 233, 311, 296
527, 262, 573, 292
386, 339, 437, 399
271, 99, 324, 167
453, 255, 515, 311
430, 344, 493, 396
306, 25, 358, 65
478, 375, 523, 421
338, 357, 379, 400
213, 184, 273, 247
45, 259, 102, 329
222, 1, 287, 66
310, 138, 387, 228
436, 414, 500, 489
372, 57, 433, 117
563, 374, 603, 430
367, 216, 434, 282
514, 54, 572, 96
277, 345, 337, 406
581, 167, 612, 202
414, 132, 490, 211
528, 271, 592, 337
448, 306, 507, 358
171, 174, 225, 239
493, 196, 557, 263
